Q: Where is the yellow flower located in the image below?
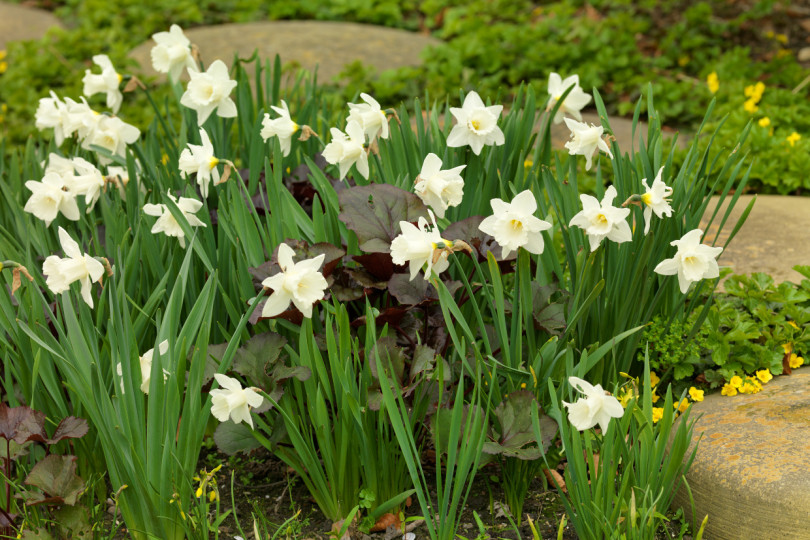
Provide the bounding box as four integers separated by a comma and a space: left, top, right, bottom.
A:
789, 354, 804, 369
758, 117, 770, 127
707, 72, 719, 94
787, 132, 801, 147
744, 82, 765, 101
721, 383, 738, 396
788, 321, 799, 330
743, 99, 759, 114
674, 399, 689, 413
651, 391, 660, 404
783, 342, 793, 354
775, 33, 788, 44
523, 159, 533, 169
652, 407, 664, 423
617, 387, 635, 408
649, 372, 660, 387
729, 376, 743, 388
756, 369, 773, 383
688, 387, 704, 402
520, 382, 527, 389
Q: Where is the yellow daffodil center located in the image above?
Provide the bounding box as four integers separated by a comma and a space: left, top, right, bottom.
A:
209, 157, 219, 169
510, 219, 523, 231
641, 192, 653, 206
596, 213, 608, 225
470, 119, 481, 131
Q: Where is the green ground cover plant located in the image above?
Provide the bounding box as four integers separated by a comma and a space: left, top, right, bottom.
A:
0, 21, 761, 538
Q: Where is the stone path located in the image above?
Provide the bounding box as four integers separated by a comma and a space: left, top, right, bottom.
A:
702, 194, 810, 285
672, 367, 810, 540
0, 2, 63, 50
129, 21, 440, 83
549, 111, 688, 152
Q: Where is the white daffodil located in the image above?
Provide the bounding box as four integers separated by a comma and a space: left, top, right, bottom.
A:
143, 191, 206, 248
347, 93, 388, 141
260, 100, 299, 156
322, 120, 369, 180
210, 373, 263, 429
261, 243, 328, 319
179, 128, 220, 198
547, 72, 592, 124
150, 24, 197, 80
413, 153, 465, 219
562, 376, 624, 433
35, 92, 69, 145
115, 340, 170, 395
24, 173, 80, 226
80, 115, 140, 164
446, 91, 505, 155
654, 229, 723, 294
63, 97, 101, 141
82, 54, 123, 113
390, 210, 452, 281
478, 190, 552, 259
43, 153, 76, 178
180, 60, 237, 126
563, 118, 613, 171
569, 185, 632, 252
641, 167, 673, 235
66, 157, 106, 211
42, 226, 105, 308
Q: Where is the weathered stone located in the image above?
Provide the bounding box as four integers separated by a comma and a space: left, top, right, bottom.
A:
129, 21, 440, 83
672, 368, 810, 540
0, 2, 63, 50
701, 195, 810, 285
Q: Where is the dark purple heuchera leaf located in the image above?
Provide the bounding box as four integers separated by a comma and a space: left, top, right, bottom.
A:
24, 455, 86, 506
353, 253, 397, 282
47, 417, 88, 445
338, 185, 428, 253
0, 404, 46, 444
531, 283, 567, 336
482, 390, 557, 460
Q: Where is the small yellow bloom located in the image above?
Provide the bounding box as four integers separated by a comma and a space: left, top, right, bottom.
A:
789, 354, 804, 369
787, 132, 801, 147
0, 62, 7, 74
743, 99, 759, 114
744, 82, 765, 101
161, 153, 169, 165
721, 383, 738, 396
520, 382, 527, 389
674, 399, 689, 413
788, 321, 799, 330
651, 391, 660, 404
524, 159, 533, 169
652, 407, 664, 423
707, 72, 719, 94
649, 372, 660, 387
758, 117, 770, 127
617, 387, 635, 408
195, 486, 203, 498
756, 369, 773, 383
783, 342, 793, 354
775, 33, 788, 44
208, 490, 218, 502
688, 387, 704, 402
729, 376, 743, 389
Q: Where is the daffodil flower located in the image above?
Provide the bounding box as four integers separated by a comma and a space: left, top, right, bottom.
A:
413, 153, 465, 219
260, 100, 299, 157
82, 54, 123, 113
562, 376, 624, 433
569, 185, 631, 252
180, 60, 237, 126
35, 92, 69, 144
80, 115, 140, 164
261, 243, 328, 319
179, 128, 220, 198
151, 24, 198, 80
42, 227, 105, 308
347, 93, 389, 142
478, 190, 552, 259
143, 191, 206, 248
210, 374, 263, 429
547, 72, 592, 124
390, 209, 452, 281
563, 118, 612, 171
446, 91, 504, 155
654, 229, 723, 293
640, 167, 673, 235
322, 120, 368, 180
24, 172, 81, 226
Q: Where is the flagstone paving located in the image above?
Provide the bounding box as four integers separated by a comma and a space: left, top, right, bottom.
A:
702, 194, 810, 285
129, 20, 441, 83
0, 2, 63, 50
672, 367, 810, 540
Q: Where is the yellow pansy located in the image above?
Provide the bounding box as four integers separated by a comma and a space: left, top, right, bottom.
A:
652, 407, 664, 423
789, 354, 804, 369
674, 399, 689, 413
721, 383, 738, 396
649, 371, 660, 387
756, 369, 772, 383
707, 72, 719, 94
758, 117, 770, 127
688, 387, 704, 402
729, 375, 743, 388
787, 132, 801, 147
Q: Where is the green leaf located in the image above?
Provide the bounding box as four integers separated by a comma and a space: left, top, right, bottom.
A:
24, 455, 86, 506
213, 420, 262, 456
338, 185, 428, 252
233, 332, 288, 388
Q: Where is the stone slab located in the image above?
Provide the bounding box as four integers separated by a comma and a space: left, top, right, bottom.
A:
701, 194, 810, 285
130, 20, 441, 83
672, 368, 810, 539
0, 2, 63, 50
